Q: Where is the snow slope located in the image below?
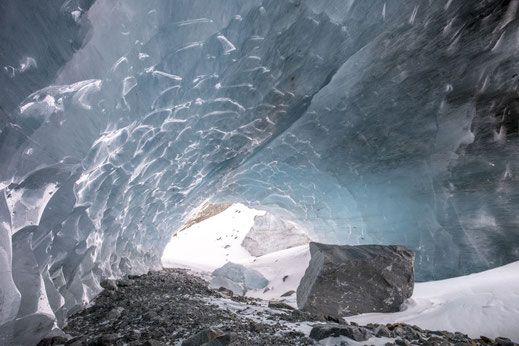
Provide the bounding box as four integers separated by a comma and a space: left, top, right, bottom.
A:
162, 203, 519, 341
162, 203, 263, 272
348, 261, 519, 341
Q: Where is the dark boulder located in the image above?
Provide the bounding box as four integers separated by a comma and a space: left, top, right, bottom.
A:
268, 301, 295, 310
182, 328, 223, 346
309, 324, 371, 341
202, 333, 236, 346
141, 340, 167, 346
100, 279, 118, 291
116, 279, 134, 287
37, 336, 68, 346
297, 242, 415, 317
280, 290, 295, 297
97, 334, 120, 345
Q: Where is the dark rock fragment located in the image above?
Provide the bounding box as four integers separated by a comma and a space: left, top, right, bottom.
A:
268, 300, 295, 310
106, 307, 125, 320
280, 290, 295, 297
494, 337, 515, 346
128, 329, 141, 341
480, 335, 495, 344
37, 336, 68, 346
309, 324, 371, 342
141, 340, 167, 346
116, 279, 134, 287
143, 311, 158, 320
375, 325, 392, 338
182, 328, 224, 346
217, 287, 234, 297
323, 315, 345, 324
202, 333, 236, 346
97, 333, 120, 345
248, 321, 265, 333
100, 279, 118, 291
395, 339, 411, 346
65, 336, 87, 346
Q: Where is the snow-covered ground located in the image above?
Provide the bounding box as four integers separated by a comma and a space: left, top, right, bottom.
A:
162, 203, 519, 341
162, 203, 311, 304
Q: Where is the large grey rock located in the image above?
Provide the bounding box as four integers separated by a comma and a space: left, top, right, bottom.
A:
297, 243, 415, 317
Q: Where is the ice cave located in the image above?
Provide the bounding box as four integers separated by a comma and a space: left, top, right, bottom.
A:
1, 0, 519, 345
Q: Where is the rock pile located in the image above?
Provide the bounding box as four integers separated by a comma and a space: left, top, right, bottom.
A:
309, 322, 517, 346
37, 268, 517, 346
41, 269, 312, 345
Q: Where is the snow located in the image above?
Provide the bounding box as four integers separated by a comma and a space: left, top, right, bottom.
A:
162, 203, 263, 272
348, 261, 519, 341
163, 203, 519, 341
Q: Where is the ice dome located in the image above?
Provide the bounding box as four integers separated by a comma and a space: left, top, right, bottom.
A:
1, 0, 518, 343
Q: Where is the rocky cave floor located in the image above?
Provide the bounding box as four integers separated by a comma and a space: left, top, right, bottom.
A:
38, 268, 516, 346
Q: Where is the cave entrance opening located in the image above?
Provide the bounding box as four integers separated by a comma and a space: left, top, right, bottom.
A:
161, 203, 265, 272
160, 202, 313, 301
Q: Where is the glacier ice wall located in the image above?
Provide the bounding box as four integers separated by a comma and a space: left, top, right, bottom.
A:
1, 0, 519, 343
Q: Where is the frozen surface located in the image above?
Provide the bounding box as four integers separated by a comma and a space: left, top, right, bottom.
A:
1, 0, 519, 343
212, 262, 268, 292
242, 212, 312, 257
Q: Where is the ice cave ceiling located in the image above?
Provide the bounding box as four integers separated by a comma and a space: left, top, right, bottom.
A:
1, 0, 519, 342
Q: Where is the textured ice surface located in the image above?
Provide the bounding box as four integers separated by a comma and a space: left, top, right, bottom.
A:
242, 212, 311, 257
212, 262, 268, 293
1, 0, 519, 343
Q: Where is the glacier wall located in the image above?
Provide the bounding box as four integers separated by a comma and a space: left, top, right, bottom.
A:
1, 0, 519, 343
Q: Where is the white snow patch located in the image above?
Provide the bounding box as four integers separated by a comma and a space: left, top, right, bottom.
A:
19, 57, 37, 73
152, 70, 182, 81
348, 261, 519, 340
122, 76, 137, 96
216, 35, 236, 54
71, 10, 81, 22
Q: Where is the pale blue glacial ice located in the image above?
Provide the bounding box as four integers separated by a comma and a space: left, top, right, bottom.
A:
1, 0, 519, 344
